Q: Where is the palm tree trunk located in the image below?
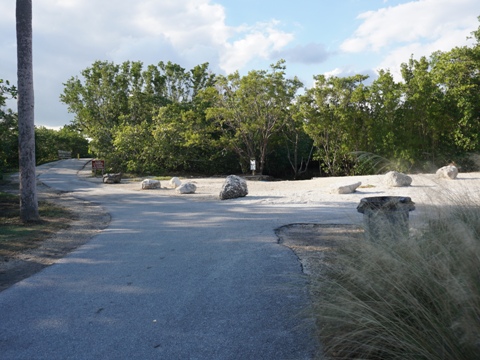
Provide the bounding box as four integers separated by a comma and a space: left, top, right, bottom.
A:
16, 0, 39, 221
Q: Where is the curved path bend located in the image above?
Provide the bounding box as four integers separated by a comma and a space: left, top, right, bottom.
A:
0, 159, 357, 359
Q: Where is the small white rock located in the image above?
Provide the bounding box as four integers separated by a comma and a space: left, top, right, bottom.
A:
169, 177, 182, 188
141, 179, 161, 190
436, 165, 458, 179
330, 182, 361, 194
384, 171, 412, 187
176, 182, 197, 194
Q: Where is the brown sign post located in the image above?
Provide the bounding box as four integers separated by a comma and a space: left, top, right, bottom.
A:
92, 159, 105, 176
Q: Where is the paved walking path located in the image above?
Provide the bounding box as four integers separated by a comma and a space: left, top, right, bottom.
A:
0, 159, 358, 359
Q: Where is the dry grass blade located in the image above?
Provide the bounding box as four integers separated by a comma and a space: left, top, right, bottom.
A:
314, 191, 480, 359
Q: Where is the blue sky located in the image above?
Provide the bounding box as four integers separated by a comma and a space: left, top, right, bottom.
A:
1, 0, 479, 128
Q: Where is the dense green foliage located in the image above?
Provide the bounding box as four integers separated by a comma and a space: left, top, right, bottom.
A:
205, 60, 303, 174
0, 120, 90, 174
58, 22, 480, 177
35, 125, 90, 164
0, 79, 18, 177
2, 21, 480, 178
0, 79, 89, 176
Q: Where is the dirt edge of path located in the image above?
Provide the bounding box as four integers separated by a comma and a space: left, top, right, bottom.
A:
276, 223, 364, 276
0, 183, 111, 292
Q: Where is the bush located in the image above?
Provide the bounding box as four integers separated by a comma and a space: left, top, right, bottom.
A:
316, 193, 480, 359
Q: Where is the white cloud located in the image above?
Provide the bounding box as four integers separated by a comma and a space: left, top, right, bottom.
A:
324, 68, 344, 78
33, 0, 293, 75
323, 67, 377, 82
1, 0, 295, 126
337, 0, 479, 82
341, 0, 479, 53
133, 0, 230, 47
377, 24, 477, 81
220, 21, 294, 73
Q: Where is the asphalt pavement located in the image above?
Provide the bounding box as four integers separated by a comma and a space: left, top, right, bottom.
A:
0, 159, 359, 359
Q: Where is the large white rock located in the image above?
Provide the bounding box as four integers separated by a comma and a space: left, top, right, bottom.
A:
219, 175, 248, 200
169, 177, 182, 188
330, 182, 361, 194
176, 182, 197, 194
384, 171, 412, 187
141, 179, 161, 189
436, 165, 458, 179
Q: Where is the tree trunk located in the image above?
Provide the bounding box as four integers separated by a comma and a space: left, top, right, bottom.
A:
16, 0, 39, 222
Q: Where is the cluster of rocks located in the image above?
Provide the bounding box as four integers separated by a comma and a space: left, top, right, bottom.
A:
329, 171, 411, 194
139, 174, 248, 199
140, 176, 197, 194
329, 165, 459, 195
329, 171, 413, 194
130, 164, 461, 198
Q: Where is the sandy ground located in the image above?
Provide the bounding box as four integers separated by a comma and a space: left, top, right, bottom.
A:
90, 170, 480, 218
3, 167, 480, 291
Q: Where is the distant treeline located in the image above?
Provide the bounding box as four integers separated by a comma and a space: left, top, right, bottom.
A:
2, 21, 480, 179
1, 78, 90, 177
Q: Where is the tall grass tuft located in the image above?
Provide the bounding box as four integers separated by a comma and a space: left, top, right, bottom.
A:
352, 151, 413, 174
315, 194, 480, 359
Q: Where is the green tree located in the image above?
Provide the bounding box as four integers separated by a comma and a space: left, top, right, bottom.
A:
206, 60, 302, 174
278, 102, 314, 179
35, 125, 90, 165
399, 56, 446, 166
430, 30, 480, 156
61, 60, 130, 159
35, 126, 58, 164
367, 70, 402, 158
0, 79, 19, 176
61, 60, 216, 173
57, 124, 90, 158
299, 74, 370, 176
112, 121, 158, 174
16, 0, 39, 221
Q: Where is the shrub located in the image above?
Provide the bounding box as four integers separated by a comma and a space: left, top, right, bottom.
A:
316, 193, 480, 359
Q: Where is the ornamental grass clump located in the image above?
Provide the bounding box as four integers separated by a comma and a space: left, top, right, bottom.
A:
316, 195, 480, 359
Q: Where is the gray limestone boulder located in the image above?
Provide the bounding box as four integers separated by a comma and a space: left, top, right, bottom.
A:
103, 172, 122, 184
436, 165, 458, 179
219, 175, 248, 200
384, 171, 412, 187
176, 182, 197, 194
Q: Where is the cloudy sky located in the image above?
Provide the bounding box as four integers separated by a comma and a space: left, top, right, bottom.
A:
1, 0, 479, 128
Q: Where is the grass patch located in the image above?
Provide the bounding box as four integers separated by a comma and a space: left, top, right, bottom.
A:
315, 193, 480, 359
0, 190, 75, 258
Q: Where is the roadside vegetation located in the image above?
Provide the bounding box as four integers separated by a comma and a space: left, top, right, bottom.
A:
2, 22, 480, 180
0, 181, 74, 259
315, 193, 480, 359
54, 19, 480, 178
